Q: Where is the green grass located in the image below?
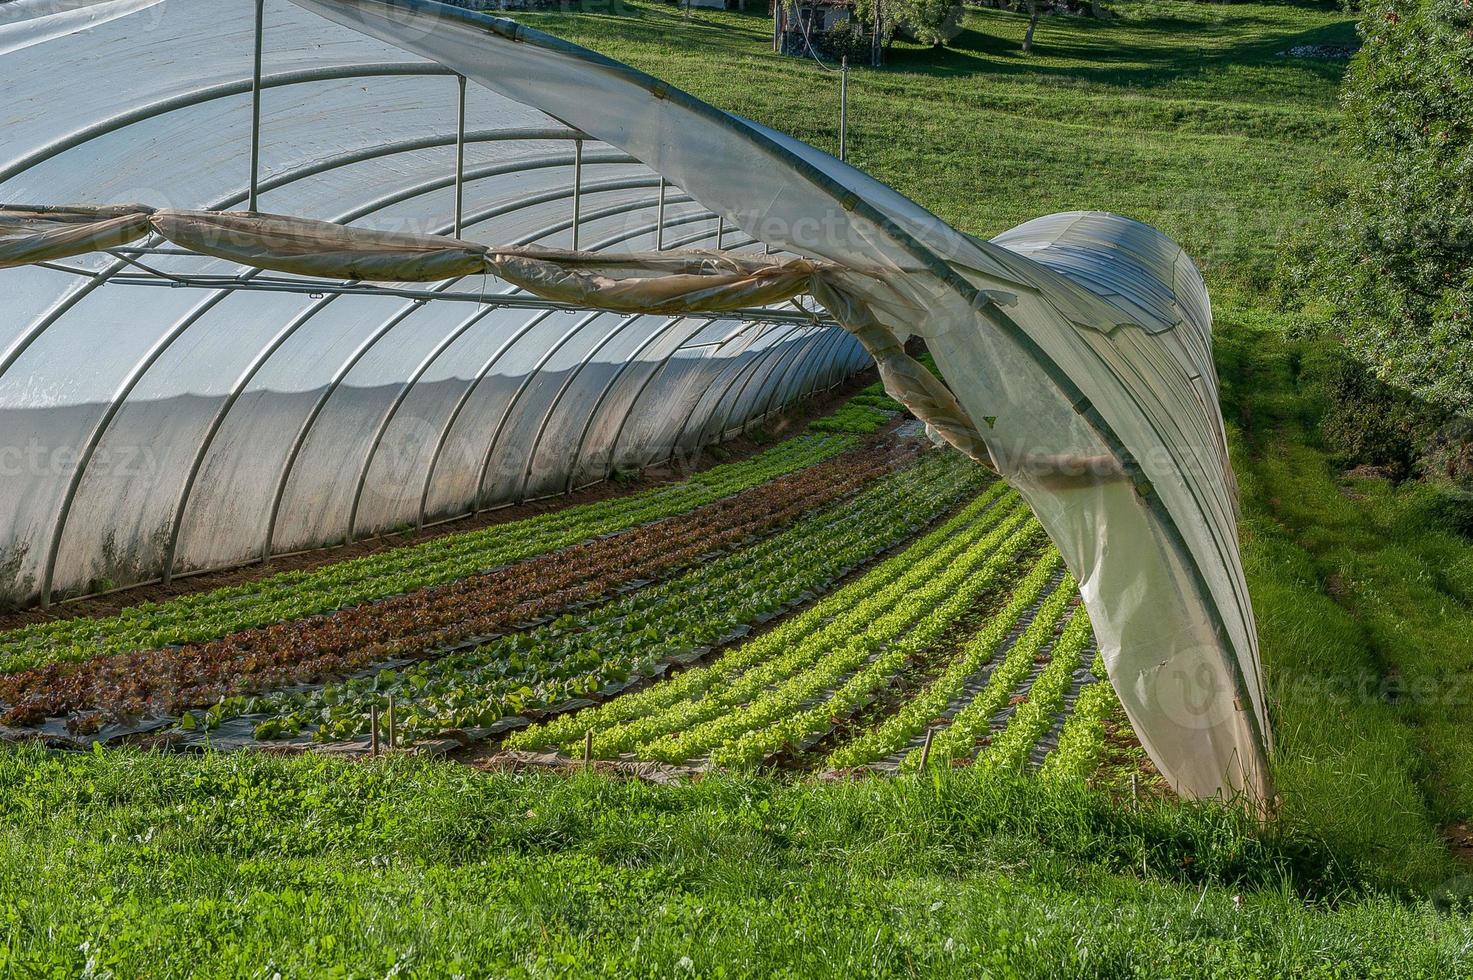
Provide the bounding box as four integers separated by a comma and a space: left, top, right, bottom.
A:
520, 0, 1354, 290
1, 746, 1470, 978
2, 2, 1471, 971
1214, 302, 1472, 885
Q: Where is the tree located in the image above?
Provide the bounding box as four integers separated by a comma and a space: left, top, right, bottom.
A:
851, 0, 962, 51
1292, 0, 1473, 416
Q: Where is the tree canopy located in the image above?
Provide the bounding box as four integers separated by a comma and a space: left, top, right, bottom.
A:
1296, 0, 1473, 416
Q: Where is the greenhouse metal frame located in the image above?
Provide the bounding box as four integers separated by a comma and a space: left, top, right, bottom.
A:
0, 0, 1273, 804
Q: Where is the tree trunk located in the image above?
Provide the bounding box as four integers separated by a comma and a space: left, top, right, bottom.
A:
1022, 0, 1039, 52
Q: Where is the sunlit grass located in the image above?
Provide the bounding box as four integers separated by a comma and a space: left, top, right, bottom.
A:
519, 0, 1355, 289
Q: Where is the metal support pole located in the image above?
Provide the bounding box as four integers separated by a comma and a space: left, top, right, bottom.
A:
872, 0, 883, 67
571, 138, 583, 250
454, 74, 467, 238
248, 0, 265, 211
839, 57, 848, 162
656, 177, 666, 250
716, 215, 725, 249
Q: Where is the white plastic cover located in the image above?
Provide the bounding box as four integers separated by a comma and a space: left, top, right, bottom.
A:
0, 0, 1270, 802
291, 0, 1272, 803
0, 0, 867, 606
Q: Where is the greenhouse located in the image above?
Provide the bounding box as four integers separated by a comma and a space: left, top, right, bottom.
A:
0, 0, 1269, 803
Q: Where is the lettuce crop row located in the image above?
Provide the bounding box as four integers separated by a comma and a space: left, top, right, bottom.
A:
517, 487, 1022, 756
505, 482, 1019, 754
0, 432, 861, 674
701, 521, 1045, 768
847, 381, 904, 412
822, 552, 1063, 770
632, 507, 1038, 765
1037, 650, 1116, 783
222, 450, 988, 742
807, 403, 895, 436
905, 571, 1078, 771
0, 442, 917, 731
974, 605, 1095, 774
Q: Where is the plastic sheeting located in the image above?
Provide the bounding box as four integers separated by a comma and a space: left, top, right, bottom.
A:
293, 0, 1272, 804
0, 0, 869, 610
1, 205, 992, 460
0, 0, 1271, 803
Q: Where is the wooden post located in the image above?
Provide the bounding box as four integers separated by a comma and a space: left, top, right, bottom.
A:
918, 726, 935, 769
370, 705, 380, 757
387, 695, 397, 751
582, 730, 594, 771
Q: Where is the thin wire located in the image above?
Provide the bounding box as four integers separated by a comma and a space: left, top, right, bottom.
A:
785, 1, 840, 73
104, 250, 188, 282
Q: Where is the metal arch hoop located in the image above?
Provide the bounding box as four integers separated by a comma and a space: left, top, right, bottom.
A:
803, 329, 853, 397
333, 185, 687, 544
771, 326, 840, 411
156, 158, 644, 582
471, 309, 607, 512
551, 233, 762, 496
600, 326, 737, 481
819, 330, 864, 391
411, 213, 727, 530
0, 63, 463, 185
689, 324, 809, 454
663, 324, 778, 465
513, 311, 644, 505
469, 220, 738, 514
414, 309, 559, 530
736, 326, 821, 436
752, 326, 833, 427
560, 314, 695, 495
343, 303, 504, 542
802, 328, 850, 401
709, 325, 813, 446
262, 199, 709, 560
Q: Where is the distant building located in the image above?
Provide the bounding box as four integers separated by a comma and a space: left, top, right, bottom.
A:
772, 0, 875, 62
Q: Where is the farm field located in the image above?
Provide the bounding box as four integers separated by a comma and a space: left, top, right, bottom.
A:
2, 1, 1473, 976
0, 381, 1118, 785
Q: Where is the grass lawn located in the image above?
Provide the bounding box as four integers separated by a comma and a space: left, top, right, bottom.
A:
522, 0, 1355, 289
5, 1, 1473, 974
2, 748, 1470, 977
1218, 305, 1473, 876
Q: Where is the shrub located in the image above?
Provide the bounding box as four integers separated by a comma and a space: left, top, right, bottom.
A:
1313, 356, 1431, 478
1290, 0, 1473, 416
